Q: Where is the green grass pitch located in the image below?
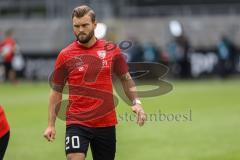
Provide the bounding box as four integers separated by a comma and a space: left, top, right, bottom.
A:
0, 79, 240, 160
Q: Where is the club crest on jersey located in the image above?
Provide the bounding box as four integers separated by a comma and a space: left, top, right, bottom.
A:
97, 50, 106, 59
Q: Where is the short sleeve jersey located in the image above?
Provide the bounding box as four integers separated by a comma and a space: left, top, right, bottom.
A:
52, 39, 128, 127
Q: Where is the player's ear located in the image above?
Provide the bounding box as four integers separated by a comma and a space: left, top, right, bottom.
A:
93, 21, 97, 29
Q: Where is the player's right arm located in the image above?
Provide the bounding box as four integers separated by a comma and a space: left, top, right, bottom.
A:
43, 89, 62, 142
43, 51, 65, 142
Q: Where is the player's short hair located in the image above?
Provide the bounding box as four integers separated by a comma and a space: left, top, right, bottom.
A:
72, 5, 96, 22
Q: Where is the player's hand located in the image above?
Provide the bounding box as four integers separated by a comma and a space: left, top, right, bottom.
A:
131, 104, 146, 127
43, 126, 56, 142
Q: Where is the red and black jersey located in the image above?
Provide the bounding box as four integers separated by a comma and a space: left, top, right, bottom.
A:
52, 39, 128, 127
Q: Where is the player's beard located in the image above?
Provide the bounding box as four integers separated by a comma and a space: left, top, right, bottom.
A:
76, 29, 94, 44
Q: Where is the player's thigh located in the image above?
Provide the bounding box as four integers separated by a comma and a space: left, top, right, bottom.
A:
67, 153, 85, 160
90, 126, 116, 160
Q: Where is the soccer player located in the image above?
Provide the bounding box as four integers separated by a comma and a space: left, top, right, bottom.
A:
0, 29, 17, 82
0, 105, 10, 159
43, 5, 146, 160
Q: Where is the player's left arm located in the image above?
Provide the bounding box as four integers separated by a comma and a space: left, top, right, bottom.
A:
119, 72, 146, 126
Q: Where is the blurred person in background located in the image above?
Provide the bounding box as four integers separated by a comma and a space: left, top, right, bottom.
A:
0, 29, 17, 82
177, 35, 191, 78
167, 34, 191, 78
167, 20, 191, 78
217, 36, 235, 78
125, 37, 144, 62
143, 42, 161, 62
0, 105, 10, 159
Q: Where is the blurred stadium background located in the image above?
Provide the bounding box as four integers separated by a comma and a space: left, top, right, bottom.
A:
0, 0, 240, 160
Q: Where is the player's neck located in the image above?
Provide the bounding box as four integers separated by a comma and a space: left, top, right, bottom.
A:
78, 37, 97, 48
